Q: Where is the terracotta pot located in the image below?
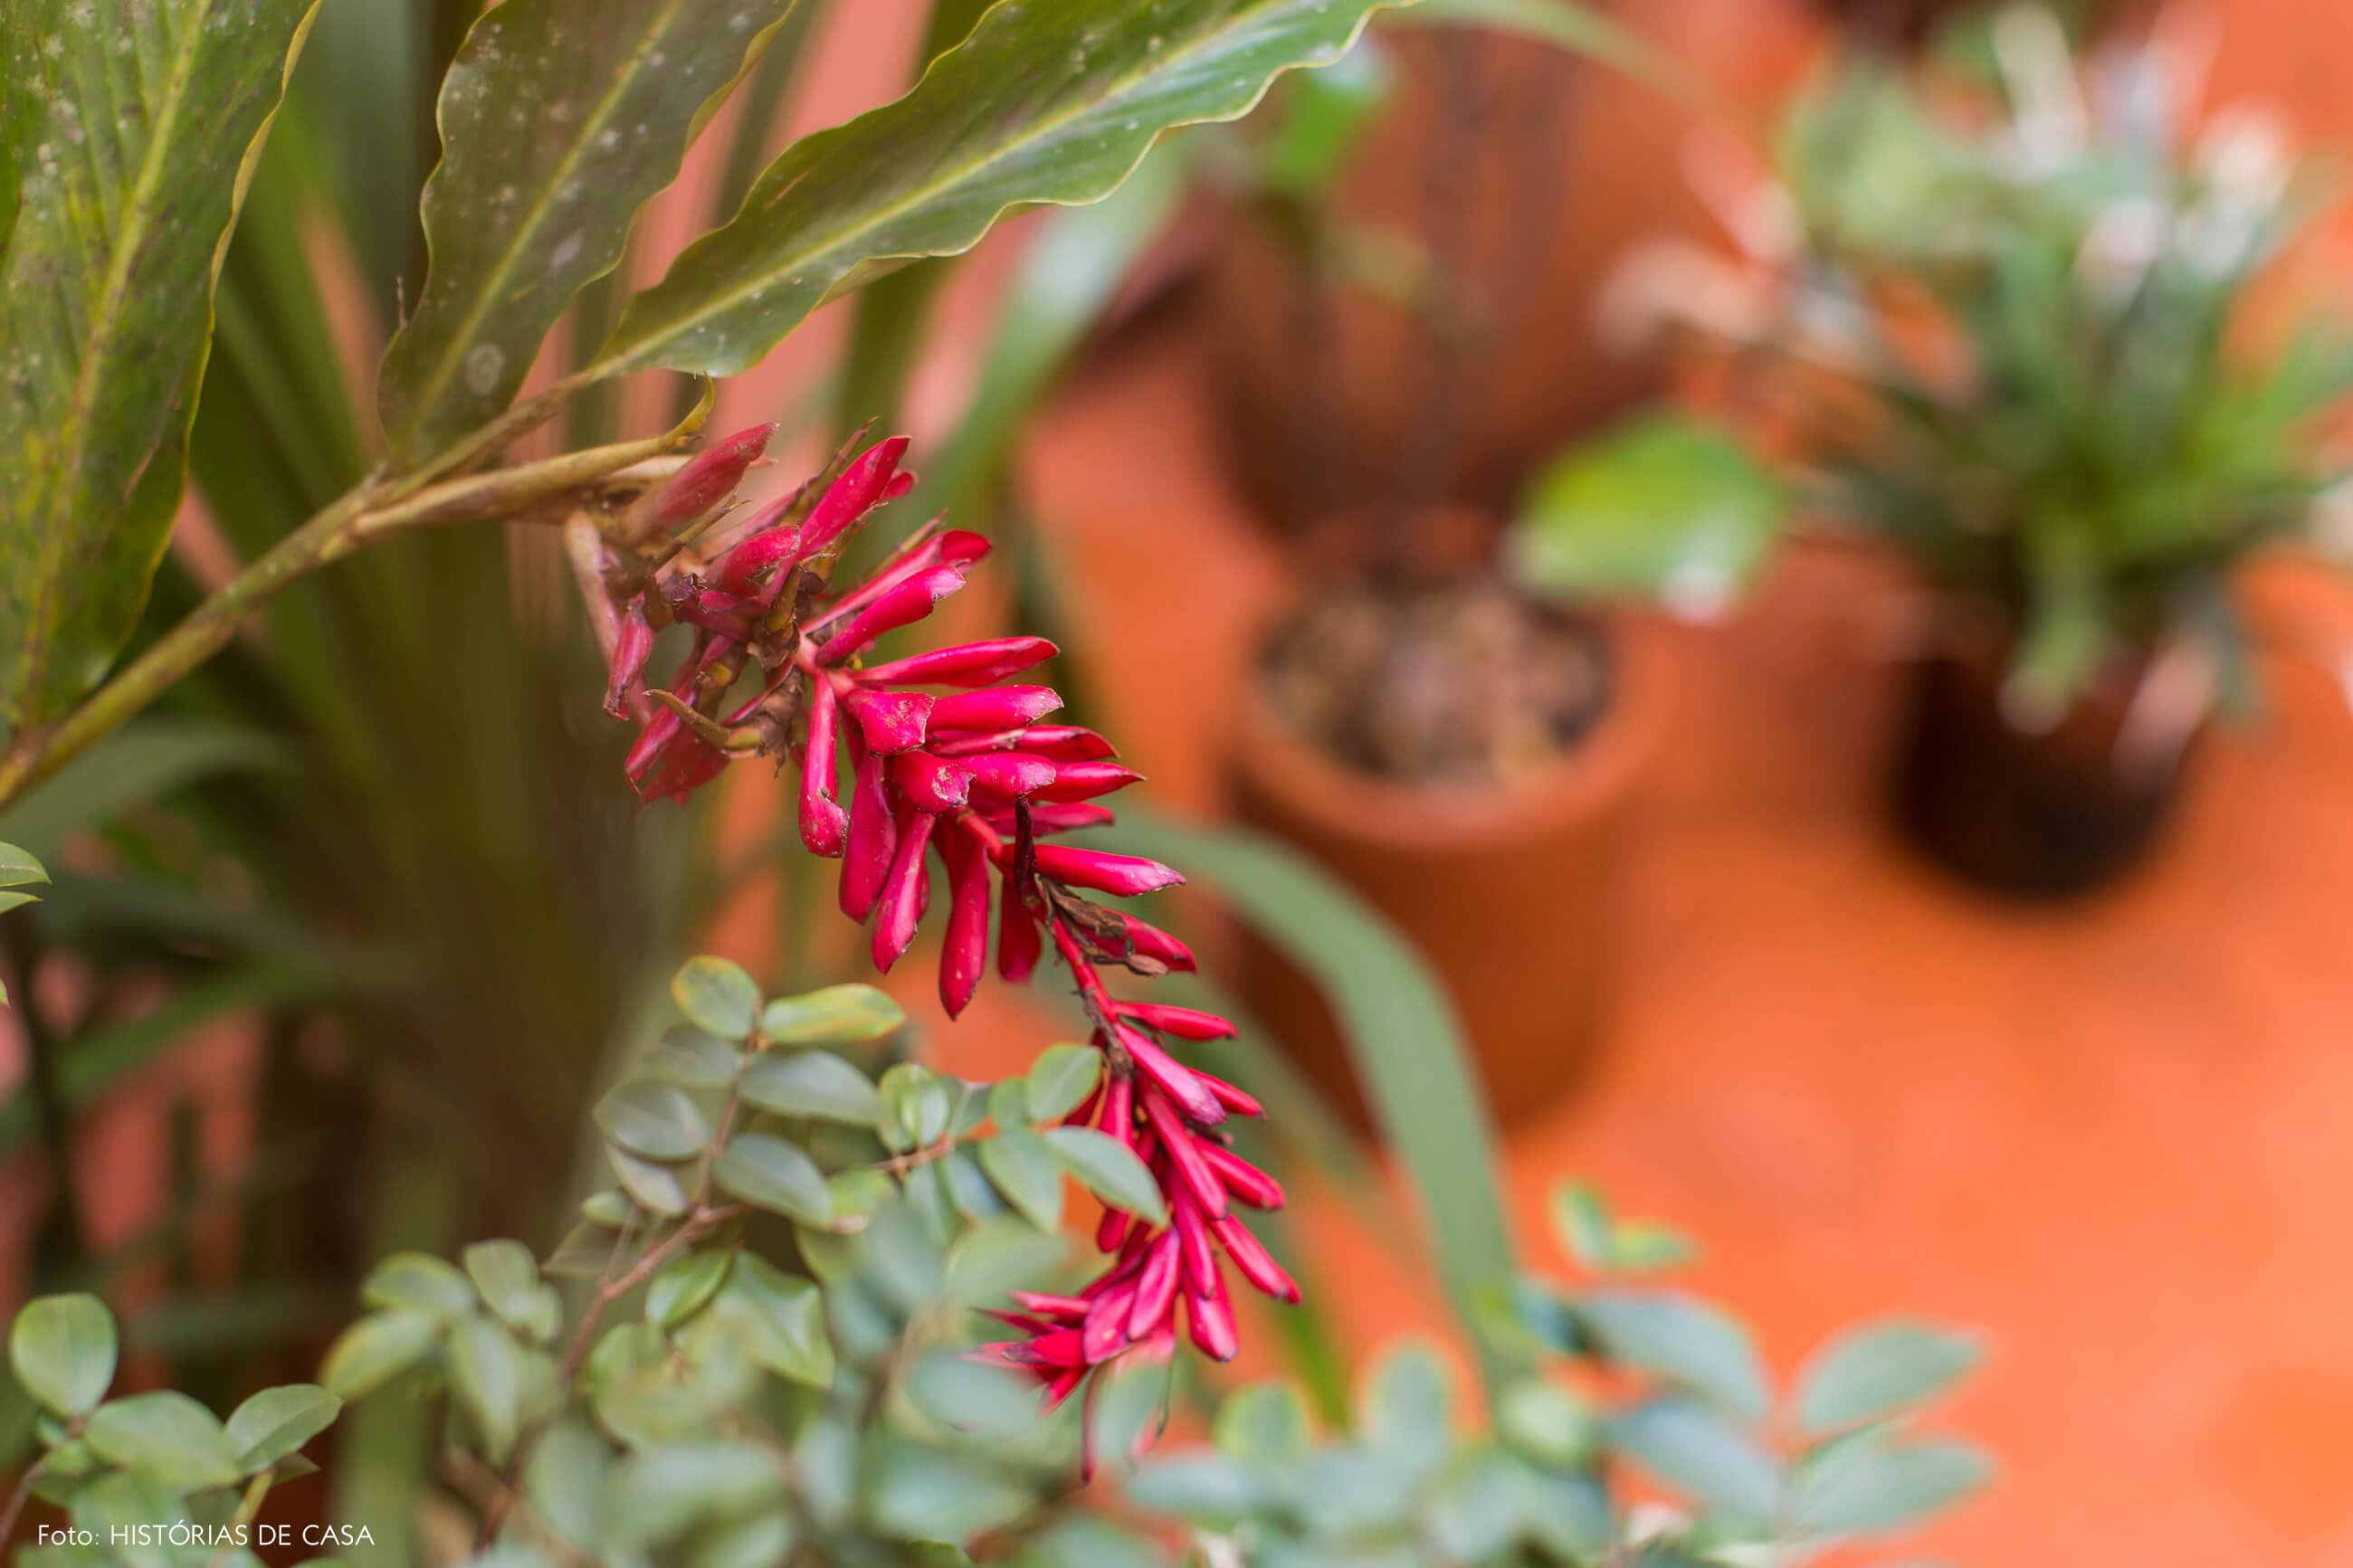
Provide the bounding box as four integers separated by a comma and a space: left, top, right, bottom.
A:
1892, 648, 2195, 899
1199, 4, 1816, 536
1227, 615, 1669, 1133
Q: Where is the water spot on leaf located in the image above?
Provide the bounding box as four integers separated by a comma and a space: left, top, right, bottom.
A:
462, 343, 505, 396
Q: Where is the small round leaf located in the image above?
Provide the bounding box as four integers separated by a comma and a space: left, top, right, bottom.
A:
10, 1293, 117, 1417
672, 956, 760, 1039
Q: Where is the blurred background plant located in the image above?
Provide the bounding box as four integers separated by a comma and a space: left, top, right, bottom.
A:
4, 960, 1987, 1566
1513, 2, 2353, 894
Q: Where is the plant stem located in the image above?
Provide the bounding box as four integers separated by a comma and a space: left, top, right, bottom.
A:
0, 1457, 48, 1548
471, 1197, 746, 1549
0, 403, 705, 813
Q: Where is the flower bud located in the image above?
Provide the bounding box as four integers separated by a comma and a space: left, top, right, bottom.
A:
604, 601, 655, 719
1009, 1291, 1090, 1323
1185, 1270, 1239, 1363
706, 497, 803, 602
872, 812, 937, 972
1141, 1086, 1228, 1220
929, 685, 1064, 734
624, 423, 775, 544
840, 750, 898, 920
888, 750, 972, 813
1082, 1279, 1139, 1364
841, 687, 932, 754
1115, 1002, 1237, 1041
796, 437, 912, 559
858, 636, 1057, 689
1034, 846, 1184, 898
820, 565, 967, 661
965, 752, 1059, 798
1119, 1026, 1225, 1126
998, 874, 1042, 982
1215, 1214, 1300, 1303
1036, 761, 1143, 803
799, 675, 847, 857
1196, 1069, 1263, 1119
1172, 1189, 1219, 1296
1127, 1231, 1181, 1341
1114, 914, 1196, 972
1198, 1143, 1284, 1210
938, 827, 991, 1018
1022, 803, 1118, 835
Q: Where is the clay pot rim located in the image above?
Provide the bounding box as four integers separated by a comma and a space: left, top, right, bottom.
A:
1231, 611, 1672, 853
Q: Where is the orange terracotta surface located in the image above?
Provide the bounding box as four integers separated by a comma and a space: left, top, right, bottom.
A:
919, 309, 2353, 1566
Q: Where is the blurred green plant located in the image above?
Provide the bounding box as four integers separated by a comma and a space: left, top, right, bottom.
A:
1517, 3, 2353, 731
0, 968, 1988, 1567
1135, 1182, 1987, 1564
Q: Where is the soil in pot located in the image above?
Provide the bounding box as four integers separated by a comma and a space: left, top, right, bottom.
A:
1231, 573, 1659, 1135
1893, 648, 2193, 900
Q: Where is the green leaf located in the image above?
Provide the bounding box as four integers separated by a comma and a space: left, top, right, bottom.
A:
0, 718, 284, 860
1363, 1341, 1453, 1478
9, 1294, 116, 1417
1794, 1430, 1991, 1536
878, 1062, 953, 1151
647, 1250, 733, 1328
1796, 1320, 1984, 1436
986, 1077, 1030, 1133
672, 955, 762, 1039
713, 1132, 833, 1225
606, 1444, 785, 1549
448, 1316, 529, 1463
373, 0, 805, 466
0, 0, 319, 727
595, 0, 1414, 379
463, 1240, 547, 1336
83, 1391, 242, 1491
596, 1079, 712, 1161
318, 1310, 441, 1400
224, 1383, 339, 1472
1577, 1288, 1770, 1424
866, 1439, 1032, 1544
739, 1050, 881, 1126
1608, 1395, 1781, 1527
1024, 1045, 1102, 1126
1510, 415, 1786, 618
1123, 1453, 1262, 1520
1548, 1182, 1613, 1271
1106, 813, 1520, 1391
647, 1025, 742, 1088
905, 1353, 1046, 1440
1497, 1378, 1597, 1469
610, 1145, 691, 1216
525, 1421, 613, 1551
759, 984, 906, 1047
718, 1254, 834, 1389
1213, 1381, 1310, 1468
361, 1252, 478, 1320
976, 1126, 1063, 1232
0, 841, 48, 889
1041, 1126, 1165, 1225
582, 1189, 634, 1227
1608, 1221, 1699, 1273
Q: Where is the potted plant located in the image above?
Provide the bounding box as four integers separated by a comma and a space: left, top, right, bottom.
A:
1544, 5, 2353, 898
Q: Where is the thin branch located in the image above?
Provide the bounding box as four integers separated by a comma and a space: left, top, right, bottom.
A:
0, 403, 709, 811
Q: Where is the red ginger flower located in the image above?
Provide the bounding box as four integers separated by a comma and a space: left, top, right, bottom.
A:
577, 429, 1298, 1438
